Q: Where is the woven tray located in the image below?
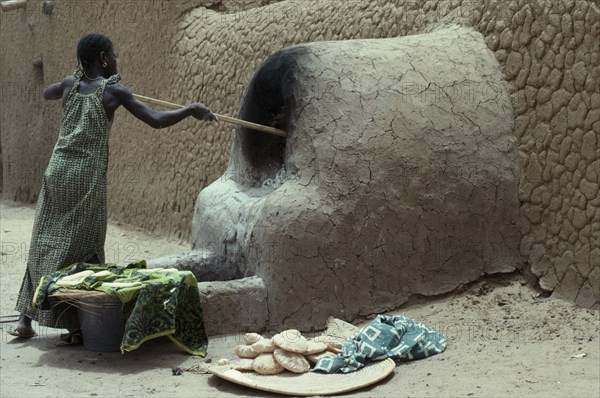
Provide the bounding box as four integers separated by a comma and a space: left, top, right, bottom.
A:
208, 358, 395, 396
207, 317, 396, 396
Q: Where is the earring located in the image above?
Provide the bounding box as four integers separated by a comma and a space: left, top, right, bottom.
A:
103, 62, 107, 68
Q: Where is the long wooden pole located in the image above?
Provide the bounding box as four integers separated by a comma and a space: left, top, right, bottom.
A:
133, 94, 287, 137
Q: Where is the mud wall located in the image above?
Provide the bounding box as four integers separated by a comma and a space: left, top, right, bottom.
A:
0, 0, 204, 221
0, 0, 281, 235
192, 26, 521, 330
1, 0, 598, 308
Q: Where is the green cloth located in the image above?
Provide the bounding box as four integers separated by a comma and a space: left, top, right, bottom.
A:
313, 315, 446, 373
15, 68, 121, 329
33, 261, 208, 356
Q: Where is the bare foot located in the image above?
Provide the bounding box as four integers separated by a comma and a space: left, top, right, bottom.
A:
8, 314, 36, 338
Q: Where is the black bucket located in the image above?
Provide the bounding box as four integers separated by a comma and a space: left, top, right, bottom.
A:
76, 294, 126, 352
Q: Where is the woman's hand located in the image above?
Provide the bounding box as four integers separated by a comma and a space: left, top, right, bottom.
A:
188, 103, 218, 122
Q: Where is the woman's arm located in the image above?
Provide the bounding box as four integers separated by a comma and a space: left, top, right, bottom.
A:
113, 84, 216, 129
43, 76, 76, 100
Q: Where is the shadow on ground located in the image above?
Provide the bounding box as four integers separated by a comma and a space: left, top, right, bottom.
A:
3, 328, 193, 376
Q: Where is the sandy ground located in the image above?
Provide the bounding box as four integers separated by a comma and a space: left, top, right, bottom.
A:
0, 198, 598, 398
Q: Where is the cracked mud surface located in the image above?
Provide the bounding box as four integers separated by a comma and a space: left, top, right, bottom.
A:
1, 0, 598, 319
1, 201, 598, 397
193, 26, 521, 330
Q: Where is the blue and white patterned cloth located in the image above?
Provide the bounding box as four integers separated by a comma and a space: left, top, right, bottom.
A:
313, 315, 447, 373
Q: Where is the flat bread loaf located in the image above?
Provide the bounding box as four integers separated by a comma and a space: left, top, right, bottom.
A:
272, 329, 308, 353
252, 353, 285, 375
234, 344, 260, 359
231, 358, 254, 371
273, 348, 310, 373
304, 340, 328, 355
252, 338, 276, 353
244, 333, 262, 345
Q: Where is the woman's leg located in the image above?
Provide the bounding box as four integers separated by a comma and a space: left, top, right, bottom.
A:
17, 314, 33, 330
12, 267, 38, 338
9, 313, 36, 338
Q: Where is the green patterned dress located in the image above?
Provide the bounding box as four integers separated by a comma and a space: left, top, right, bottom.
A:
15, 69, 121, 329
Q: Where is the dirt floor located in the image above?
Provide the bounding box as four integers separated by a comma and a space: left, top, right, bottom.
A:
0, 198, 598, 398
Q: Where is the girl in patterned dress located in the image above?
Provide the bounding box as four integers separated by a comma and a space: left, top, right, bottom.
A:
10, 33, 216, 338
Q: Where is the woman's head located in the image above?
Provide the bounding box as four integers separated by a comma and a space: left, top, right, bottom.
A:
76, 33, 117, 76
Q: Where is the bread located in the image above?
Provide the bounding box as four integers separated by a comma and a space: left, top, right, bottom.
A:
231, 358, 254, 371
251, 338, 276, 353
252, 353, 285, 375
234, 344, 260, 359
273, 348, 310, 373
304, 340, 328, 355
312, 335, 344, 353
244, 333, 262, 345
272, 329, 308, 353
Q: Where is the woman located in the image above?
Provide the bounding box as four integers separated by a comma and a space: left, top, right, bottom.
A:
10, 33, 216, 338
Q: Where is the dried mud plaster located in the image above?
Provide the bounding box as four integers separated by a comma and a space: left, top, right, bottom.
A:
1, 0, 598, 318
192, 26, 521, 330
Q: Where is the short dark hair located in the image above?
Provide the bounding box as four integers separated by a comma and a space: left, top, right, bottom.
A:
76, 33, 113, 69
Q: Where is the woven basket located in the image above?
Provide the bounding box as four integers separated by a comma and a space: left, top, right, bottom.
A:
208, 317, 395, 396
51, 288, 125, 352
